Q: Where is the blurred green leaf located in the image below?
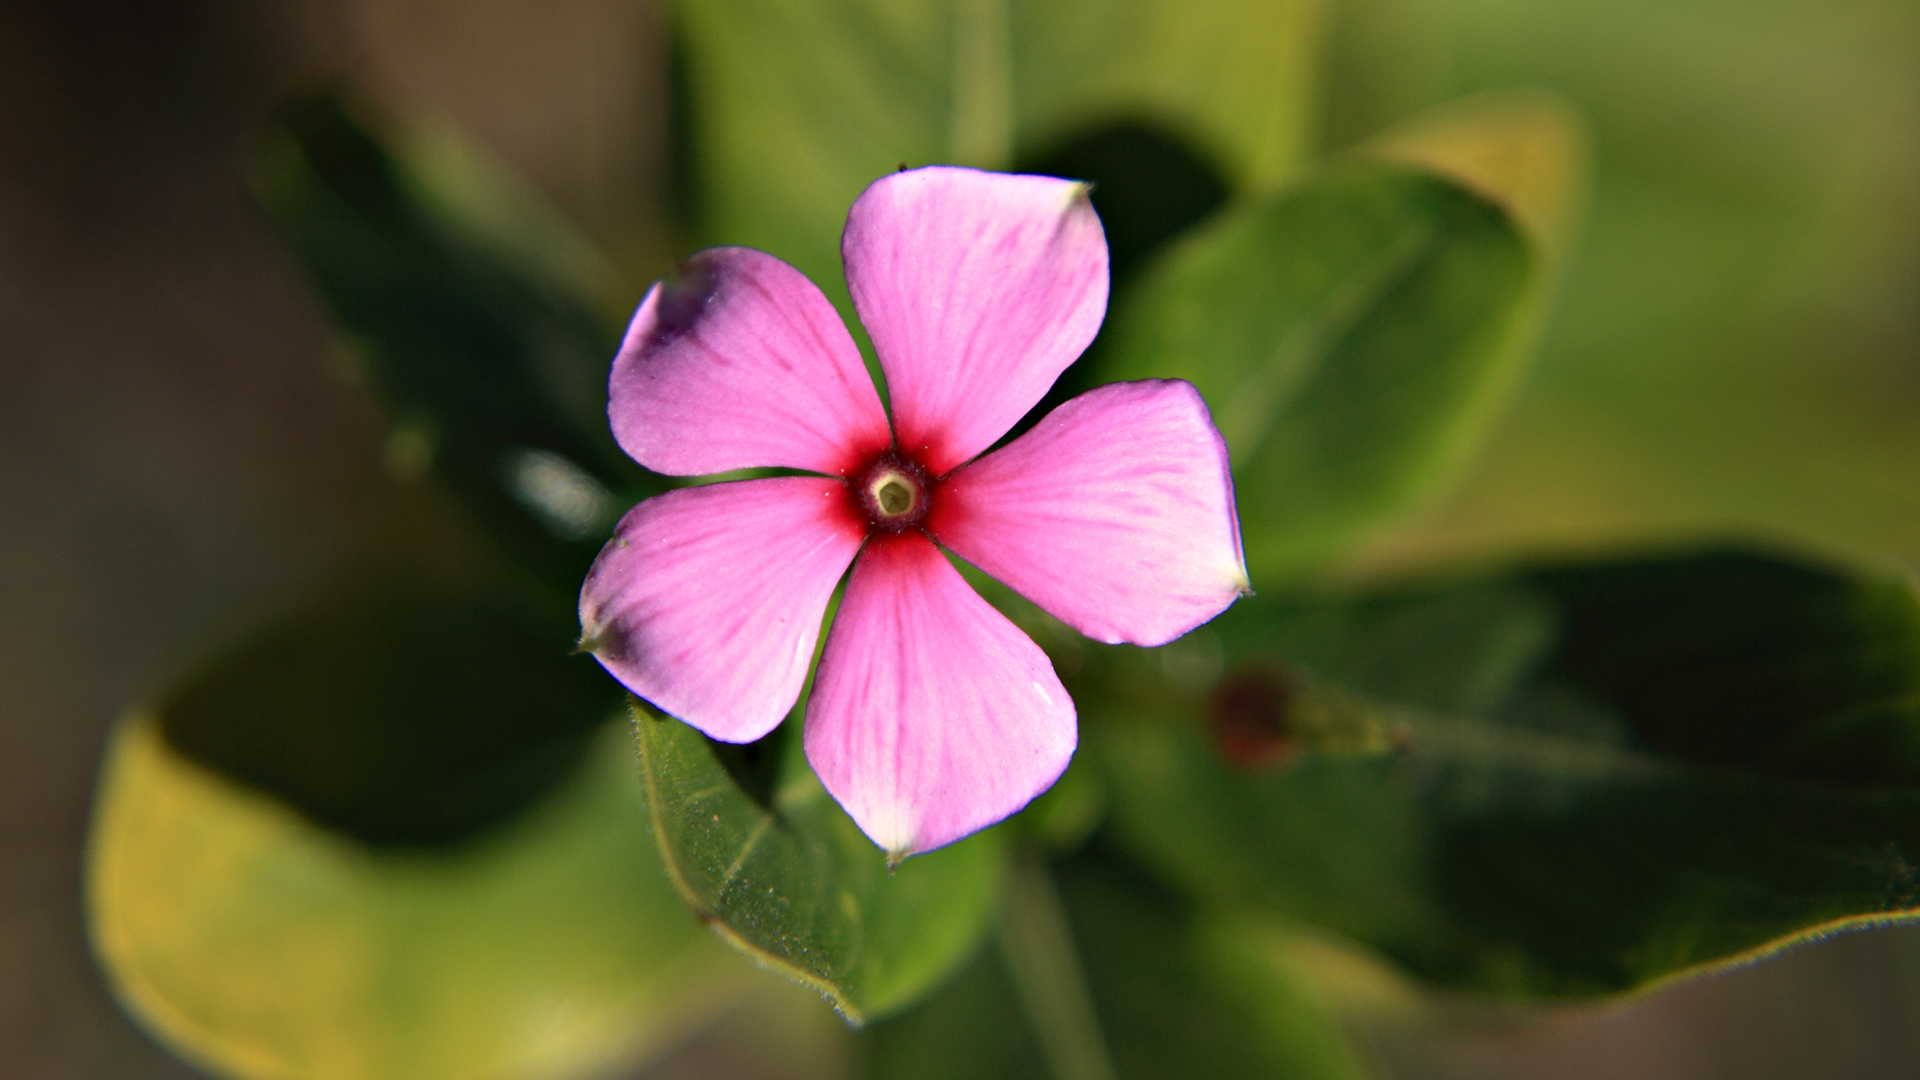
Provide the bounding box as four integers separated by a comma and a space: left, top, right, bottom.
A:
1100, 161, 1537, 582
1009, 0, 1323, 191
89, 719, 739, 1080
674, 0, 942, 291
676, 0, 1321, 300
1090, 548, 1920, 995
1331, 2, 1920, 571
635, 703, 1008, 1023
160, 554, 620, 847
250, 93, 656, 590
860, 848, 1369, 1080
1360, 89, 1591, 269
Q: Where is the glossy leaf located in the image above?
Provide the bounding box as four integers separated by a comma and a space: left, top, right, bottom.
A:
859, 848, 1368, 1080
1090, 548, 1920, 995
1099, 161, 1538, 582
89, 719, 739, 1080
675, 0, 1321, 300
250, 93, 656, 590
634, 702, 1008, 1023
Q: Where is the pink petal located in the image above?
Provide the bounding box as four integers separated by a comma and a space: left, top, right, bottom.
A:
580, 477, 865, 743
609, 247, 893, 477
932, 379, 1250, 647
842, 167, 1109, 476
804, 534, 1076, 857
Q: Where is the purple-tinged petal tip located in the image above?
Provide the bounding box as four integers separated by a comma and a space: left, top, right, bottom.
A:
610, 247, 892, 477
581, 477, 865, 743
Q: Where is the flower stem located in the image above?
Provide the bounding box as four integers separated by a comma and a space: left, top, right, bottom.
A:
995, 849, 1117, 1080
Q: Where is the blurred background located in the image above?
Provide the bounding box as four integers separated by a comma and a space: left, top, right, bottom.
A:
4, 0, 1919, 1077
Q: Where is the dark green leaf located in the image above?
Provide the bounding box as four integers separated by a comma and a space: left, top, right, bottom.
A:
249, 93, 656, 590
635, 702, 1008, 1023
1091, 548, 1920, 995
1019, 122, 1231, 292
997, 122, 1234, 443
160, 553, 620, 847
860, 847, 1368, 1080
1098, 162, 1537, 582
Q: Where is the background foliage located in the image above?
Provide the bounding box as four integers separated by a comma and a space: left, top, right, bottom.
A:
5, 0, 1920, 1078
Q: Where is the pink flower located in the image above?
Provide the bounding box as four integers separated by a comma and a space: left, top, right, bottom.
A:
579, 166, 1249, 857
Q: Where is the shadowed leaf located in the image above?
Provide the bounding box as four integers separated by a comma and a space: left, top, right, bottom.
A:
160, 557, 619, 847
250, 93, 657, 590
859, 847, 1367, 1080
1091, 548, 1920, 995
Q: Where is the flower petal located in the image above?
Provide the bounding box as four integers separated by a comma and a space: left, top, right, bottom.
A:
842, 167, 1109, 476
580, 477, 864, 742
932, 379, 1250, 647
610, 247, 892, 476
804, 534, 1076, 857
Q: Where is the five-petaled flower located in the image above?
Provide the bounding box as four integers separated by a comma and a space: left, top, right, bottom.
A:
579, 166, 1249, 858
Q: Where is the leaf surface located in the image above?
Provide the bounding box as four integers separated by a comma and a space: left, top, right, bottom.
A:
676, 0, 1322, 300
251, 94, 655, 591
159, 556, 618, 846
1091, 549, 1920, 995
89, 720, 734, 1080
860, 848, 1368, 1080
1099, 161, 1539, 582
635, 704, 1007, 1023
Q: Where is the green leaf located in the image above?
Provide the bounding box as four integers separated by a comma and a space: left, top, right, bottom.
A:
1008, 0, 1323, 191
1336, 2, 1920, 570
249, 93, 656, 591
860, 848, 1370, 1080
1090, 548, 1920, 995
674, 0, 942, 293
634, 702, 1008, 1023
158, 553, 621, 847
1098, 161, 1538, 583
88, 718, 739, 1080
1360, 89, 1592, 269
675, 0, 1322, 296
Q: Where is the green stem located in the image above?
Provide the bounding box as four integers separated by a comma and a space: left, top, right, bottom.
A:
995, 849, 1116, 1080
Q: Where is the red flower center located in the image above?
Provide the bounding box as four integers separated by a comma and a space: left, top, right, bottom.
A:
850, 450, 934, 534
